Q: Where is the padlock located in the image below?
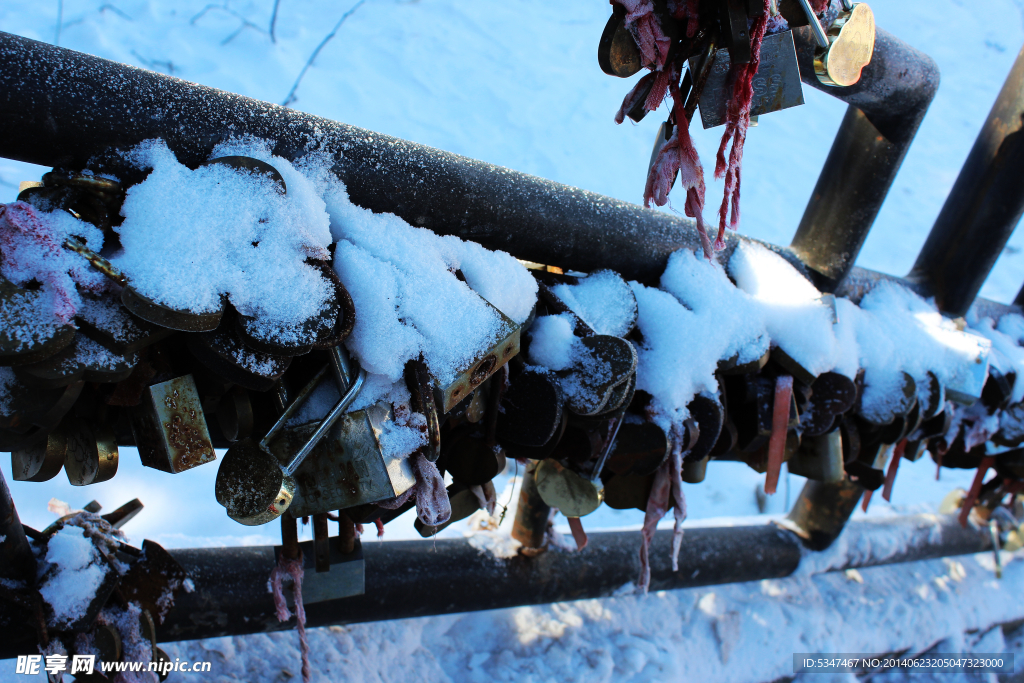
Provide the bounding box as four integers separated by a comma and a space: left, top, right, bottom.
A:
217, 348, 369, 524
0, 368, 83, 446
186, 317, 292, 392
604, 421, 670, 477
496, 366, 565, 448
129, 375, 216, 473
76, 292, 174, 356
800, 372, 857, 436
810, 2, 876, 87
10, 430, 67, 482
562, 335, 638, 417
787, 428, 845, 482
686, 394, 725, 462
691, 29, 804, 129
534, 458, 603, 518
603, 471, 655, 511
272, 402, 417, 517
14, 332, 137, 387
598, 5, 644, 78
215, 386, 255, 444
63, 418, 119, 486
433, 298, 521, 413
0, 273, 76, 366
444, 427, 506, 487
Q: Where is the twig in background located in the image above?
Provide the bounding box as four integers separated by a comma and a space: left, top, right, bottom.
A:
54, 0, 63, 46
130, 49, 177, 75
281, 0, 368, 107
98, 4, 133, 20
270, 0, 281, 43
190, 3, 269, 45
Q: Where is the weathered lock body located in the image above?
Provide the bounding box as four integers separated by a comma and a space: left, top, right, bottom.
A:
788, 429, 845, 482
692, 30, 804, 129
129, 375, 216, 473
63, 418, 119, 486
270, 403, 416, 517
435, 302, 520, 413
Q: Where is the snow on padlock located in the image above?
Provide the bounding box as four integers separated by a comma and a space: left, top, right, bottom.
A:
128, 375, 216, 473
0, 272, 76, 365
75, 292, 173, 356
925, 323, 991, 406
186, 319, 292, 393
433, 298, 520, 414
270, 402, 417, 518
14, 332, 137, 387
37, 523, 122, 633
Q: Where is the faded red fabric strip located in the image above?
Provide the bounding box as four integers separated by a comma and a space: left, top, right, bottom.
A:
714, 0, 771, 245
882, 440, 907, 502
567, 517, 589, 551
765, 375, 793, 495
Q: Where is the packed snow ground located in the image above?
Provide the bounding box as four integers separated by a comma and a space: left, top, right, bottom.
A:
1, 0, 1024, 680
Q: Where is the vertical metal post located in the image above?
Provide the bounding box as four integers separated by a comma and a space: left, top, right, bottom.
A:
789, 28, 940, 292
0, 470, 35, 583
785, 478, 865, 550
511, 462, 550, 550
909, 44, 1024, 318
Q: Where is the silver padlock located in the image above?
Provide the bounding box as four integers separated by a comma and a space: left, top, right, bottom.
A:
691, 30, 804, 129
270, 402, 417, 517
129, 375, 216, 473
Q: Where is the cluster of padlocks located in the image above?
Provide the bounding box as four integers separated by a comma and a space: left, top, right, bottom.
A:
6, 152, 1024, 554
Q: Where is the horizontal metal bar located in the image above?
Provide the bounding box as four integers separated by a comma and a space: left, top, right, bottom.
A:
156, 513, 987, 645
0, 30, 711, 285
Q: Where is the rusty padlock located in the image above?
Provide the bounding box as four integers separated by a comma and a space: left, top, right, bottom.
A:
129, 375, 216, 473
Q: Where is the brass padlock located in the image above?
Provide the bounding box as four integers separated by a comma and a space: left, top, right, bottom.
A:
63, 418, 119, 486
434, 299, 520, 413
11, 431, 67, 482
129, 375, 216, 473
534, 458, 603, 518
812, 3, 876, 87
787, 428, 845, 482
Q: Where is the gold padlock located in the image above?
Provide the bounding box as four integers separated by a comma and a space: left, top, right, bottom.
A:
814, 3, 876, 87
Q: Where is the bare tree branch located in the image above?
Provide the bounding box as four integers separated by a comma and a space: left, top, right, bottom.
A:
281, 0, 368, 107
270, 0, 281, 44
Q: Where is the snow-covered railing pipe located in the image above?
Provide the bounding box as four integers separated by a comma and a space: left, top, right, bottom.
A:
909, 43, 1024, 319
0, 29, 933, 293
8, 513, 983, 650
789, 27, 940, 293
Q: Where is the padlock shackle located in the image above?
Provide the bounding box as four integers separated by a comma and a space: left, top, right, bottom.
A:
283, 366, 367, 476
